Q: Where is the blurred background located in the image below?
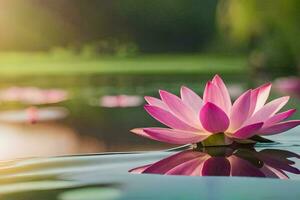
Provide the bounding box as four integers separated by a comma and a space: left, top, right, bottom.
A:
0, 0, 299, 160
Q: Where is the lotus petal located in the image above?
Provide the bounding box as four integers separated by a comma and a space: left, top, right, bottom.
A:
212, 74, 232, 114
131, 128, 209, 144
247, 89, 256, 116
159, 90, 201, 129
230, 156, 265, 177
265, 163, 300, 175
180, 86, 203, 113
244, 96, 290, 125
200, 102, 230, 133
144, 96, 168, 110
129, 164, 152, 173
232, 123, 263, 139
263, 109, 296, 128
144, 150, 206, 174
260, 165, 289, 179
165, 158, 205, 176
258, 151, 300, 174
253, 83, 272, 113
202, 157, 231, 176
230, 90, 251, 131
258, 120, 300, 135
144, 105, 197, 131
203, 81, 225, 112
259, 149, 300, 162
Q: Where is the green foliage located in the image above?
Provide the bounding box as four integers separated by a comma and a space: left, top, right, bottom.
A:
80, 40, 139, 58
0, 0, 218, 53
218, 0, 300, 76
118, 0, 218, 52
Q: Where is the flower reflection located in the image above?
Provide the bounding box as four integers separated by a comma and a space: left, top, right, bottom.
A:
99, 95, 143, 108
274, 77, 300, 99
0, 87, 68, 105
130, 147, 300, 179
0, 107, 69, 124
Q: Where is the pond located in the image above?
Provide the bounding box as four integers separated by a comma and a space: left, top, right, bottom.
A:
0, 73, 299, 199
0, 128, 299, 200
0, 73, 299, 159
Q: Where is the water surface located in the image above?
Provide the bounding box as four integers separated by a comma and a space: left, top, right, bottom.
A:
0, 73, 299, 160
0, 128, 299, 200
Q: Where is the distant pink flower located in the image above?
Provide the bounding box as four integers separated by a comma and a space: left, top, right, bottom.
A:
100, 95, 143, 108
131, 75, 300, 145
0, 87, 68, 105
274, 77, 300, 99
130, 148, 300, 178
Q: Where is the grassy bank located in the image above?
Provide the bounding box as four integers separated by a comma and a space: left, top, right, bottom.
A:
0, 53, 248, 75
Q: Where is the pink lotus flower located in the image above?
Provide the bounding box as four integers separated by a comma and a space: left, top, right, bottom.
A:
130, 148, 300, 178
131, 75, 300, 146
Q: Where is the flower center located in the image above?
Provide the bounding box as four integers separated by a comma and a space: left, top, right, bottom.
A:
197, 133, 228, 147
